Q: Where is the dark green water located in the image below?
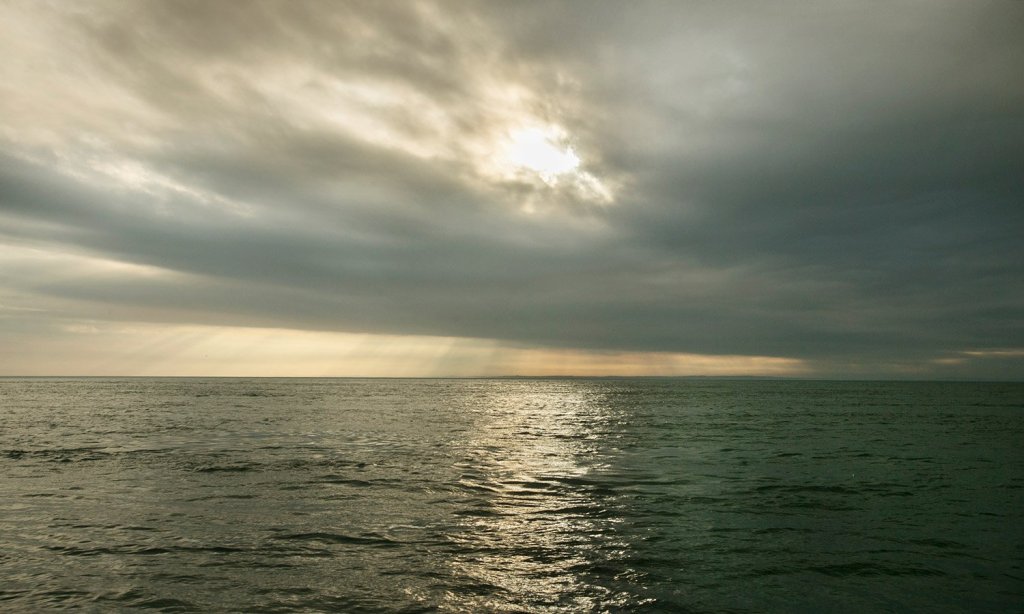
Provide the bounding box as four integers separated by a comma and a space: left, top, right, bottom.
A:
1, 378, 1021, 612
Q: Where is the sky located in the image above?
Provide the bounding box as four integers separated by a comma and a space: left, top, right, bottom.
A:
1, 1, 1022, 378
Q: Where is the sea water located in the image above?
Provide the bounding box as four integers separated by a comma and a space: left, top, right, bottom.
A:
1, 378, 1021, 612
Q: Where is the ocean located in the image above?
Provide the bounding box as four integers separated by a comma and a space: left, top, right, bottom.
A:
0, 378, 1021, 612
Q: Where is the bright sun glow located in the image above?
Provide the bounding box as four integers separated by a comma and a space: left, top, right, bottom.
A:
503, 126, 580, 181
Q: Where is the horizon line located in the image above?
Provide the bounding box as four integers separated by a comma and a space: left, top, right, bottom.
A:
1, 375, 1020, 383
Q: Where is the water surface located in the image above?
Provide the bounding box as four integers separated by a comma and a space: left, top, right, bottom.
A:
1, 378, 1021, 611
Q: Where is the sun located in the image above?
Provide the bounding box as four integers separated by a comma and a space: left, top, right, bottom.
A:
486, 122, 614, 206
502, 125, 580, 182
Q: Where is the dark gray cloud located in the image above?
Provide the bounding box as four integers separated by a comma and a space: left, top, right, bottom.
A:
1, 0, 1022, 377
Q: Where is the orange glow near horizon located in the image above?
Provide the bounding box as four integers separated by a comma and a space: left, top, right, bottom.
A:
1, 321, 809, 377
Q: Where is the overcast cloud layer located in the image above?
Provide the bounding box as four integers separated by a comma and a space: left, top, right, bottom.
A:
1, 1, 1022, 377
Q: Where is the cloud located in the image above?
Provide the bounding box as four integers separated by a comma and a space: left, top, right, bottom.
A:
1, 1, 1022, 377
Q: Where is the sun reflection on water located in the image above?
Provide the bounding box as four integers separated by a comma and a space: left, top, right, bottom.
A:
440, 381, 643, 612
